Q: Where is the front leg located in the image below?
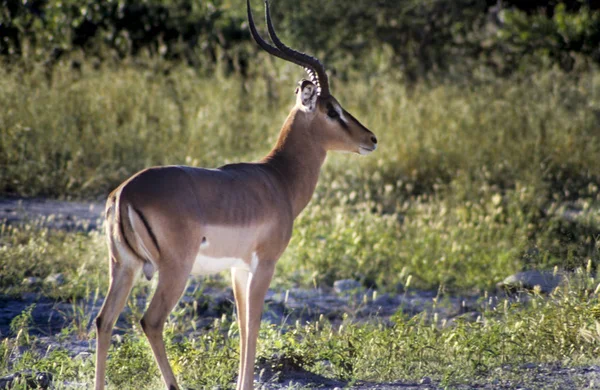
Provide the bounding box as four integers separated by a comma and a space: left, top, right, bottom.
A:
231, 267, 249, 390
232, 261, 275, 390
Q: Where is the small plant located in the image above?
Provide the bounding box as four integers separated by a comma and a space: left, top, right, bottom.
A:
10, 304, 35, 346
105, 334, 160, 388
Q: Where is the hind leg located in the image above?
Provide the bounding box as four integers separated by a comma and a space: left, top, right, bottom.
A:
95, 256, 140, 390
140, 264, 190, 390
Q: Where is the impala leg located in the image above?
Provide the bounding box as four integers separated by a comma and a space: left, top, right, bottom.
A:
95, 257, 139, 390
141, 267, 189, 390
239, 262, 275, 390
231, 268, 250, 390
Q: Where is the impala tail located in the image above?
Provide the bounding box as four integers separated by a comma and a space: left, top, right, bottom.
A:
106, 190, 159, 281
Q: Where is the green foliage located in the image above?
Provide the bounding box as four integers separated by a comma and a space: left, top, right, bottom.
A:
1, 62, 599, 291
281, 191, 526, 290
0, 222, 106, 299
0, 0, 247, 69
3, 285, 600, 388
106, 334, 161, 388
2, 1, 600, 79
1, 61, 599, 200
0, 60, 273, 198
492, 3, 600, 72
272, 0, 488, 82
9, 304, 34, 345
255, 286, 600, 385
279, 183, 599, 291
27, 349, 90, 382
166, 320, 238, 387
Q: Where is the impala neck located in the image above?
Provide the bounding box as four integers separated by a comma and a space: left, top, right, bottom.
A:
262, 109, 327, 219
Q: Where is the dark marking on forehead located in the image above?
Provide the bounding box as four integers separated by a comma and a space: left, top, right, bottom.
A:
343, 109, 372, 134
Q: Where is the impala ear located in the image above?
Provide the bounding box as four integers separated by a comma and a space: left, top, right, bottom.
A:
295, 79, 317, 112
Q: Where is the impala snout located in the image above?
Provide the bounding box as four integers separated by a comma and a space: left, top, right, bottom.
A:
358, 132, 378, 155
318, 98, 378, 155
348, 115, 377, 155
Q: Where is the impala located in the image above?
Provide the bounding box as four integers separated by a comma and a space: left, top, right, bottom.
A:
94, 1, 378, 389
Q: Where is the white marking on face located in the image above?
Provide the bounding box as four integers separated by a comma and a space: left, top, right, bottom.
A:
326, 104, 347, 127
358, 145, 376, 155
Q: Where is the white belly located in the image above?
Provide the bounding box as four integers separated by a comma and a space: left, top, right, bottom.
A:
191, 254, 248, 275
190, 224, 265, 276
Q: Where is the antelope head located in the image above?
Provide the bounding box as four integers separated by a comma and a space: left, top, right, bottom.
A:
247, 0, 378, 155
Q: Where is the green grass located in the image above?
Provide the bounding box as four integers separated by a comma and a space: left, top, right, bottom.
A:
1, 61, 599, 200
1, 59, 599, 292
2, 180, 597, 297
0, 222, 107, 300
2, 277, 600, 389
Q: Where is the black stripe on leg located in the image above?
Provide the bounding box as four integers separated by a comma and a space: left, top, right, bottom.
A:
133, 207, 161, 254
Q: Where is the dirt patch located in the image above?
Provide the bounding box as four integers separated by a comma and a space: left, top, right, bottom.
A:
0, 196, 103, 232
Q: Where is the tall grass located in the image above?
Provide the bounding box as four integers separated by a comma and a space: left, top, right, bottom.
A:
1, 59, 600, 290
0, 222, 106, 299
1, 60, 599, 200
1, 60, 600, 387
0, 60, 280, 198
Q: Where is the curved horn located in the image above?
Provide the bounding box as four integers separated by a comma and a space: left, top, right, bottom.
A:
246, 0, 331, 97
247, 0, 307, 68
264, 0, 330, 97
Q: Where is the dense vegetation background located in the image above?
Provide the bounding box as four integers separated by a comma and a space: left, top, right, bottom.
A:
1, 0, 600, 289
1, 1, 600, 388
2, 0, 600, 79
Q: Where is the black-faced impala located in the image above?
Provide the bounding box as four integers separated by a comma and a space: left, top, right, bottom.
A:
94, 1, 378, 389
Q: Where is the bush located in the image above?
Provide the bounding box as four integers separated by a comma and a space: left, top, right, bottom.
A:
2, 1, 600, 80
489, 3, 600, 73
0, 0, 248, 71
